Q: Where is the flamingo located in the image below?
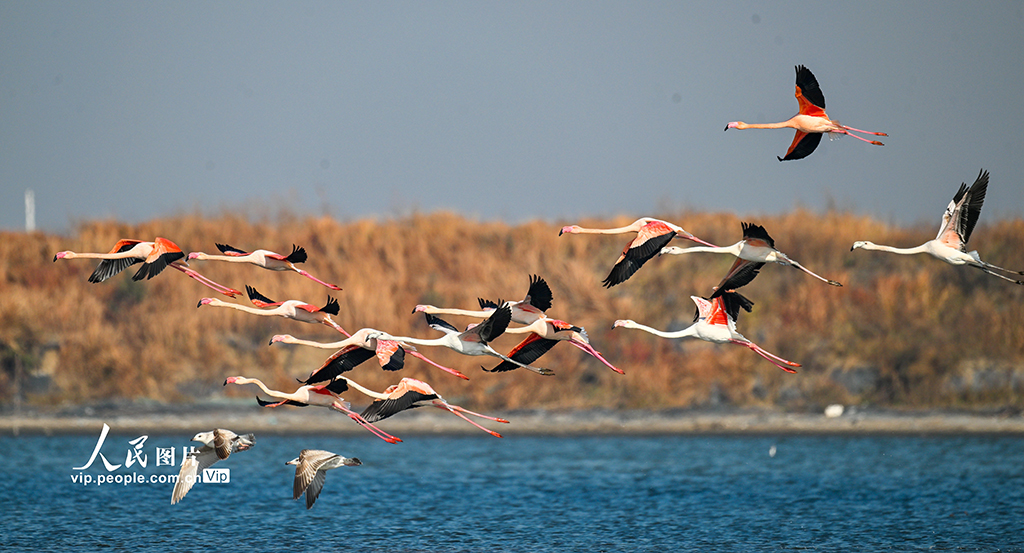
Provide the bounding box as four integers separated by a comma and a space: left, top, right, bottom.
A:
368, 306, 555, 376
851, 170, 1023, 284
171, 428, 255, 504
412, 274, 553, 325
197, 285, 349, 334
725, 65, 887, 161
613, 291, 801, 373
223, 376, 401, 443
270, 329, 468, 381
345, 376, 509, 438
187, 243, 342, 290
487, 318, 624, 375
559, 218, 717, 287
54, 237, 241, 297
285, 449, 362, 509
661, 222, 842, 287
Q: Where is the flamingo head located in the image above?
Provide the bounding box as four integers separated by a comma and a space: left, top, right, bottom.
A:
724, 121, 744, 131
850, 241, 870, 251
660, 246, 685, 256
53, 251, 73, 261
186, 252, 204, 260
612, 319, 635, 329
412, 304, 433, 314
558, 225, 581, 236
197, 298, 215, 307
268, 334, 292, 345
223, 376, 244, 385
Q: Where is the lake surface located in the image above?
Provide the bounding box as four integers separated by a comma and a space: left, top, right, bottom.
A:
2, 430, 1022, 552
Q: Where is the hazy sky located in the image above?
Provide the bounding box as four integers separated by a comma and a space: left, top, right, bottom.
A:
2, 1, 1022, 233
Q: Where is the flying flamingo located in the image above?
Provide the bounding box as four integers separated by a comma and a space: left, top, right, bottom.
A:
270, 329, 468, 381
285, 449, 362, 510
487, 318, 624, 375
851, 169, 1023, 284
346, 376, 509, 438
413, 274, 553, 325
171, 428, 255, 504
559, 218, 717, 287
725, 65, 887, 161
613, 291, 801, 373
368, 306, 554, 376
197, 285, 349, 334
187, 243, 342, 290
54, 237, 241, 297
661, 222, 842, 287
223, 376, 401, 443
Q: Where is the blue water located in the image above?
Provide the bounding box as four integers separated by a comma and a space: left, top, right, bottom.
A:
2, 431, 1022, 551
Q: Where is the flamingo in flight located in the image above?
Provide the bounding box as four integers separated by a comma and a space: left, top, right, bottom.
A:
413, 274, 553, 325
486, 317, 624, 375
286, 449, 362, 510
223, 376, 401, 444
349, 376, 510, 438
851, 169, 1023, 284
270, 329, 468, 381
725, 65, 887, 161
187, 243, 342, 290
368, 306, 554, 376
198, 285, 349, 334
559, 218, 717, 287
661, 222, 842, 287
613, 291, 801, 373
54, 237, 241, 297
171, 428, 255, 504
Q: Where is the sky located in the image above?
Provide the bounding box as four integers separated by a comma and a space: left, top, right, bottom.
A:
2, 1, 1022, 233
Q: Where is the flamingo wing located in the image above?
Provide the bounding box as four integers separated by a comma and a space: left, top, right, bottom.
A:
720, 291, 754, 323
425, 313, 460, 334
303, 345, 374, 384
375, 339, 406, 371
524, 274, 553, 312
256, 397, 309, 407
603, 224, 676, 288
477, 298, 503, 310
246, 285, 282, 308
89, 240, 146, 283
215, 243, 249, 256
360, 390, 438, 422
132, 237, 185, 281
467, 305, 512, 343
285, 244, 308, 264
778, 131, 822, 162
318, 296, 340, 315
711, 260, 765, 299
939, 169, 988, 251
740, 222, 776, 249
487, 334, 558, 373
794, 65, 826, 114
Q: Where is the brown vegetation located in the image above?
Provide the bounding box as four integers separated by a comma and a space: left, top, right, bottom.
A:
1, 210, 1022, 412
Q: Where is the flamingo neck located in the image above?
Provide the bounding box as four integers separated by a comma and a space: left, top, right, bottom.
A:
860, 242, 931, 256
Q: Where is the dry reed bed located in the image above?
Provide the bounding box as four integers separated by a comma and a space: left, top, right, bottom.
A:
1, 210, 1022, 411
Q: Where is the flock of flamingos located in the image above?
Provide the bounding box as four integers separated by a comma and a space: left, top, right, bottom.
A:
53, 66, 1022, 509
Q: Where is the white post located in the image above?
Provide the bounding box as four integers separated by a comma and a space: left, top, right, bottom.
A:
25, 189, 35, 232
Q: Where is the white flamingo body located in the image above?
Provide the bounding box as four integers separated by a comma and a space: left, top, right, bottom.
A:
198, 286, 349, 334
223, 376, 401, 443
188, 244, 341, 290
851, 170, 1022, 284
490, 318, 624, 374
661, 222, 842, 287
353, 377, 509, 437
613, 292, 801, 373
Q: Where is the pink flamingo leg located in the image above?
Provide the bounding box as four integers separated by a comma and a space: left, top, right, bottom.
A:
448, 403, 510, 424
436, 404, 504, 438
733, 340, 799, 373
408, 350, 469, 380
840, 125, 887, 136
568, 340, 625, 374
296, 269, 342, 291
170, 264, 242, 297
331, 403, 402, 443
835, 130, 884, 145
324, 320, 351, 338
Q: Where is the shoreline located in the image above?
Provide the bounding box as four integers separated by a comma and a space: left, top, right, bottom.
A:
4, 405, 1024, 436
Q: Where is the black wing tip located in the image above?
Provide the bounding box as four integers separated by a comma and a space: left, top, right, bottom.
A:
286, 244, 307, 264
321, 296, 340, 315
478, 297, 500, 310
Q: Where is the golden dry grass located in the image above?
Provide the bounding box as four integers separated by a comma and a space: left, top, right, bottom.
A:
1, 210, 1022, 411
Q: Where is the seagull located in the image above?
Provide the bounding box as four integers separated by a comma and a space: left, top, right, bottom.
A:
171, 429, 255, 504
285, 449, 362, 509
